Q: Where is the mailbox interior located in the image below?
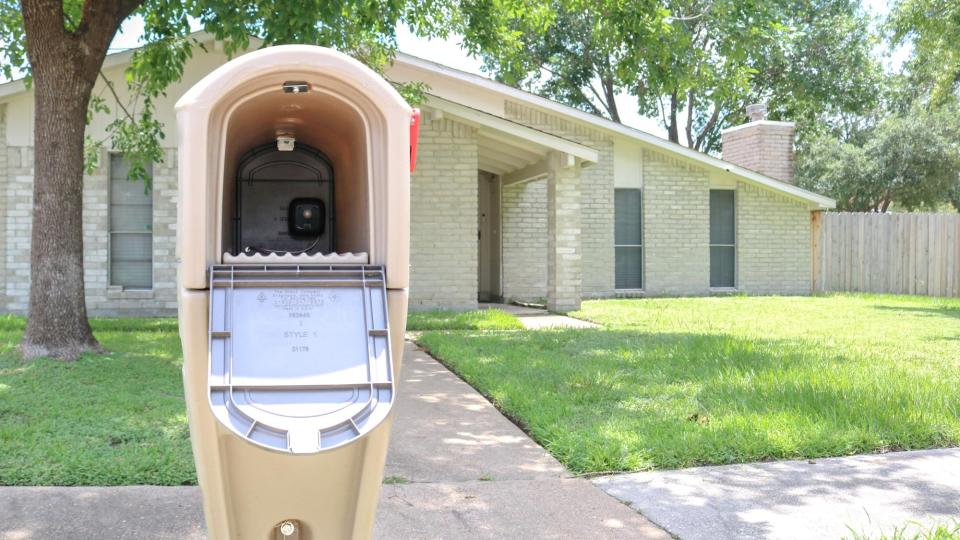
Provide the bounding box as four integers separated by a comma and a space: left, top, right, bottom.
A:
219, 87, 371, 258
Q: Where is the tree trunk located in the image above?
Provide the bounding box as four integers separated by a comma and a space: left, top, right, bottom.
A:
666, 93, 680, 143
20, 62, 102, 360
602, 76, 621, 123
20, 0, 139, 360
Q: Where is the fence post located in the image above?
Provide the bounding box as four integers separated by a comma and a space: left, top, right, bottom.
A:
811, 211, 822, 293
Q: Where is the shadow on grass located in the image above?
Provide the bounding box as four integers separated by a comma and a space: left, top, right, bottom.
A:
417, 329, 960, 475
871, 304, 960, 319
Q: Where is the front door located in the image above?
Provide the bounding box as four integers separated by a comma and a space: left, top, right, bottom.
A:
478, 172, 502, 302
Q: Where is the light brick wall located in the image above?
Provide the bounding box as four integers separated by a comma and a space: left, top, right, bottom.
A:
2, 117, 485, 315
501, 179, 547, 303
721, 122, 796, 184
580, 143, 614, 298
408, 117, 479, 310
504, 101, 615, 297
546, 157, 582, 311
5, 146, 33, 312
2, 147, 180, 315
643, 149, 711, 295
736, 181, 811, 294
80, 152, 110, 311
0, 104, 7, 308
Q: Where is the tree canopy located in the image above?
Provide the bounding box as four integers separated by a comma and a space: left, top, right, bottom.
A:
3, 0, 518, 183
796, 104, 960, 212
890, 0, 960, 103
476, 0, 882, 153
795, 0, 960, 212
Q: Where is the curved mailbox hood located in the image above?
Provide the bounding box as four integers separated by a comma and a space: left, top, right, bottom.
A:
175, 44, 412, 290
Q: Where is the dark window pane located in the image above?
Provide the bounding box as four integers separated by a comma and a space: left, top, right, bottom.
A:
110, 154, 153, 289
709, 190, 735, 245
110, 155, 153, 204
110, 261, 152, 290
616, 246, 643, 289
110, 204, 153, 231
111, 233, 153, 261
615, 188, 643, 289
615, 189, 642, 246
710, 246, 735, 288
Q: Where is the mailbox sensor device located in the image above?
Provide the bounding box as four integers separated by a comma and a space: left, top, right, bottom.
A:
288, 198, 324, 237
282, 80, 310, 93
277, 135, 296, 152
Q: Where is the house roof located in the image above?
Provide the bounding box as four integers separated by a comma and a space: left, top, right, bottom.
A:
0, 33, 835, 209
423, 94, 599, 177
395, 53, 835, 210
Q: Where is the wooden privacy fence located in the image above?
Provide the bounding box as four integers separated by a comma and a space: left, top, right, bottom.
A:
812, 212, 960, 297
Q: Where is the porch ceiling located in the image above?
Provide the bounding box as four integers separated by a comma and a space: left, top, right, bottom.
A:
422, 95, 599, 178
477, 134, 542, 175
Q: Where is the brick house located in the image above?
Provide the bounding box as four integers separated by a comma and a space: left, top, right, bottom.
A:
0, 36, 834, 316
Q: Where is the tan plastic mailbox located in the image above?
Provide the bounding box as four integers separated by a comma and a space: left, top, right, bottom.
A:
175, 45, 416, 540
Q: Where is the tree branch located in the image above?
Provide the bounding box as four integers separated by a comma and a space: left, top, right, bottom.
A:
694, 104, 722, 152
667, 92, 679, 143
98, 70, 135, 121
76, 0, 144, 77
539, 62, 607, 118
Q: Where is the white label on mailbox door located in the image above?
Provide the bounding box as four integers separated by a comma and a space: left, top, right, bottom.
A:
230, 287, 369, 385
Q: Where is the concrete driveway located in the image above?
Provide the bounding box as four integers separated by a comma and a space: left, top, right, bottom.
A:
595, 448, 960, 539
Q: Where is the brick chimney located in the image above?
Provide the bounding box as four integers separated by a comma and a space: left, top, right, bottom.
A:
721, 104, 796, 184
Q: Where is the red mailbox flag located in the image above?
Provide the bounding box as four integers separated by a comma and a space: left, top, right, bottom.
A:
410, 109, 421, 172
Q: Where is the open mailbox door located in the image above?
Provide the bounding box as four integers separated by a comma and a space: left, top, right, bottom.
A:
176, 45, 417, 540
208, 265, 394, 453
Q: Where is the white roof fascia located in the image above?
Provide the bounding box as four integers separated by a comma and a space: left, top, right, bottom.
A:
0, 31, 224, 100
0, 80, 25, 100
425, 94, 599, 164
397, 53, 835, 209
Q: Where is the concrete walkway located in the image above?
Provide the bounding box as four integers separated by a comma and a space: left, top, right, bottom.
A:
480, 302, 599, 329
375, 342, 667, 539
0, 342, 668, 540
594, 448, 960, 540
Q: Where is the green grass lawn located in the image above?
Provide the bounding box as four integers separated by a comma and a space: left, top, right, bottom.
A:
417, 294, 960, 474
0, 308, 518, 486
0, 315, 194, 485
2, 296, 958, 484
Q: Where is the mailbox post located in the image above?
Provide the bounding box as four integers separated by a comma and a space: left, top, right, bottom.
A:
175, 45, 417, 540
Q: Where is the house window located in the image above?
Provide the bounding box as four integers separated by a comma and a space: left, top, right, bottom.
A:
709, 190, 736, 288
615, 189, 643, 289
109, 155, 153, 289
